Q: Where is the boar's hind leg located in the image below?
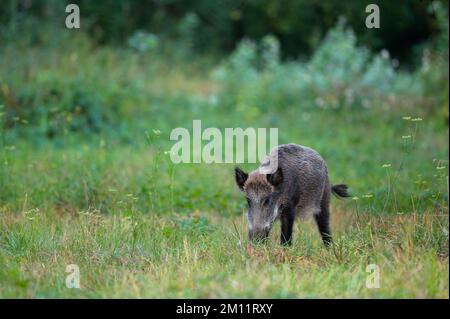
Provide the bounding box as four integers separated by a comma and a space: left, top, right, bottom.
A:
315, 189, 332, 247
315, 209, 332, 247
280, 208, 295, 246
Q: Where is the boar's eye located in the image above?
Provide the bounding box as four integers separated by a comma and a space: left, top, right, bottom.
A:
262, 197, 270, 207
246, 197, 251, 206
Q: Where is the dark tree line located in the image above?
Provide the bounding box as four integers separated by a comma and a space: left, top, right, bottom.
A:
1, 0, 447, 63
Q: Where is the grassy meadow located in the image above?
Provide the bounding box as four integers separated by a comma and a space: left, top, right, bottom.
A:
0, 20, 449, 298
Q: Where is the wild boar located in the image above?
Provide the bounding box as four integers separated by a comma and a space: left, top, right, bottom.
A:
234, 143, 349, 246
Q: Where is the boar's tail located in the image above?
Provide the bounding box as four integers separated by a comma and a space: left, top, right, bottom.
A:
331, 184, 351, 199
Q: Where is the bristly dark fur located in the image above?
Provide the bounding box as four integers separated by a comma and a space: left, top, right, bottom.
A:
331, 184, 351, 198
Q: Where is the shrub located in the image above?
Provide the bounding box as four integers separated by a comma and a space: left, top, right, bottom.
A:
212, 19, 444, 114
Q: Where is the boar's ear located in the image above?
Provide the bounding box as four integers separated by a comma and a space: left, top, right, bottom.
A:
266, 167, 283, 187
234, 167, 248, 191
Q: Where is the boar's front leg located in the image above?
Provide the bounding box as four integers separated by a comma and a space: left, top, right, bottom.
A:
280, 207, 295, 246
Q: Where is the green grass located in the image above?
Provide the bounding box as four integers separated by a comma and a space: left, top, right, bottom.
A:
0, 207, 447, 298
0, 29, 448, 298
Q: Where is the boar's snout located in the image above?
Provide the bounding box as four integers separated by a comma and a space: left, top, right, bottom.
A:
248, 226, 270, 243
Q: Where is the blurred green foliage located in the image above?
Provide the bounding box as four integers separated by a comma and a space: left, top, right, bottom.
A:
418, 1, 449, 122
1, 5, 448, 135
1, 1, 447, 135
213, 13, 449, 119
